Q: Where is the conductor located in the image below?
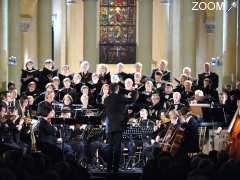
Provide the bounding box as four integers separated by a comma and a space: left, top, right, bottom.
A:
104, 83, 137, 172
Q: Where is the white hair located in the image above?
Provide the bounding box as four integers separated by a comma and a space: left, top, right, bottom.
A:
80, 61, 90, 71
183, 67, 191, 74
160, 59, 168, 66
111, 74, 120, 83
195, 90, 204, 97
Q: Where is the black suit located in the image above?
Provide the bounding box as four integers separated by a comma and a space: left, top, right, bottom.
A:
38, 117, 57, 145
150, 68, 171, 82
198, 72, 219, 89
104, 93, 135, 171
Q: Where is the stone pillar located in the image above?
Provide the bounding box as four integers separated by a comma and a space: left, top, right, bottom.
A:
52, 0, 67, 70
170, 0, 182, 80
8, 0, 22, 90
0, 0, 8, 91
222, 0, 237, 85
214, 0, 224, 89
21, 17, 33, 64
137, 0, 153, 75
67, 0, 84, 73
38, 0, 52, 68
83, 0, 98, 72
236, 0, 240, 80
196, 11, 208, 75
152, 0, 170, 63
181, 0, 197, 76
20, 0, 38, 66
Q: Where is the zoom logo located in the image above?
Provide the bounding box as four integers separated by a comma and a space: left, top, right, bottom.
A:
192, 1, 224, 11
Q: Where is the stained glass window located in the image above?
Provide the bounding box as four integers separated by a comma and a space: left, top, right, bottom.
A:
100, 0, 136, 64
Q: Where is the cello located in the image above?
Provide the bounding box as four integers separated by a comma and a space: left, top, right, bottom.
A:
228, 107, 240, 159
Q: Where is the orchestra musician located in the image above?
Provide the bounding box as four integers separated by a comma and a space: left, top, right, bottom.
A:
38, 101, 72, 157
2, 58, 239, 169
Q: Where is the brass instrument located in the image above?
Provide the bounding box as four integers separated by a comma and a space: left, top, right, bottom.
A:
160, 118, 171, 125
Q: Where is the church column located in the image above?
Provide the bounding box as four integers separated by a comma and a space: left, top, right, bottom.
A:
196, 11, 208, 75
52, 0, 67, 69
8, 0, 22, 90
152, 0, 169, 65
170, 0, 182, 80
236, 0, 240, 80
67, 0, 84, 73
222, 0, 237, 85
83, 0, 98, 72
137, 0, 153, 75
0, 0, 8, 91
214, 0, 224, 90
38, 0, 52, 68
181, 0, 197, 76
20, 0, 38, 66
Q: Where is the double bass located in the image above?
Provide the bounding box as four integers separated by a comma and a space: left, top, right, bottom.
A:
228, 107, 240, 159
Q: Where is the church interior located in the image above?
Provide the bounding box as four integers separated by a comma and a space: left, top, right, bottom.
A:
0, 0, 240, 179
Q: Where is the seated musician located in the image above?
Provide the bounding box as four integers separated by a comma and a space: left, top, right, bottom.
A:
178, 107, 200, 156
21, 81, 39, 98
37, 90, 55, 115
79, 61, 92, 84
27, 95, 37, 117
166, 92, 185, 111
150, 59, 171, 82
230, 80, 240, 99
38, 101, 72, 156
191, 90, 209, 104
219, 92, 236, 124
56, 78, 76, 103
18, 96, 32, 148
0, 105, 22, 151
58, 65, 73, 88
34, 83, 55, 105
97, 64, 111, 85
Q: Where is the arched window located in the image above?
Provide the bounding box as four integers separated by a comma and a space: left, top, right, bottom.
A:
99, 0, 136, 64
